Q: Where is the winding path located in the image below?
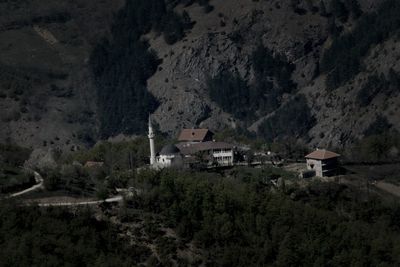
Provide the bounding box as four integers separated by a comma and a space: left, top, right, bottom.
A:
9, 171, 44, 198
35, 195, 123, 207
6, 170, 123, 207
375, 181, 400, 198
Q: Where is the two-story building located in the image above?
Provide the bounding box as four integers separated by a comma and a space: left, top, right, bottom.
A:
305, 149, 340, 177
176, 141, 234, 167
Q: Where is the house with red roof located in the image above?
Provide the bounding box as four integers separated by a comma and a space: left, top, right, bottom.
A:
177, 129, 214, 143
305, 149, 340, 177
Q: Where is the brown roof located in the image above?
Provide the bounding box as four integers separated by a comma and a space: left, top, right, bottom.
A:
176, 141, 233, 155
305, 149, 340, 160
178, 129, 213, 142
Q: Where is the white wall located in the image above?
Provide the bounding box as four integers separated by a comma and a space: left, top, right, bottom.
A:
212, 149, 234, 166
306, 158, 323, 177
156, 154, 183, 169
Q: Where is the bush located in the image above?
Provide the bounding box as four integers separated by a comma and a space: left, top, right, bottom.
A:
207, 45, 296, 124
90, 0, 194, 137
161, 10, 194, 44
0, 203, 150, 266
208, 71, 250, 120
330, 0, 349, 23
42, 168, 62, 191
321, 0, 400, 90
348, 132, 400, 163
258, 95, 315, 141
203, 4, 214, 13
128, 168, 400, 266
364, 115, 392, 137
0, 143, 31, 167
0, 168, 35, 194
96, 184, 110, 200
357, 72, 397, 107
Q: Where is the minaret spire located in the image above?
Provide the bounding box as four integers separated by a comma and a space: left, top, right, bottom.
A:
148, 115, 156, 165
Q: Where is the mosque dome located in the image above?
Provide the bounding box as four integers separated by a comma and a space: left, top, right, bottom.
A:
160, 144, 180, 155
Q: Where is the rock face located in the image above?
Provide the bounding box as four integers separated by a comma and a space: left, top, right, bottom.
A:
146, 0, 400, 148
147, 0, 329, 135
1, 0, 399, 150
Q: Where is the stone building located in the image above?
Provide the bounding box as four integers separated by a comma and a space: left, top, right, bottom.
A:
305, 149, 340, 177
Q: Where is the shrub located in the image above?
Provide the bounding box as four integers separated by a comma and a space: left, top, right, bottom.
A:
322, 0, 400, 90
207, 45, 296, 124
356, 74, 388, 106
90, 0, 194, 138
364, 115, 392, 137
258, 94, 315, 141
96, 184, 110, 200
208, 71, 250, 120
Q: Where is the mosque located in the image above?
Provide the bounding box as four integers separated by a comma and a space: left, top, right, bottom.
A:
148, 118, 235, 169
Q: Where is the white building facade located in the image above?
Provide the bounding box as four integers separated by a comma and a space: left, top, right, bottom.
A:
212, 148, 234, 166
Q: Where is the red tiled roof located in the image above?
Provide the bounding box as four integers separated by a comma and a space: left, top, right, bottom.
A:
305, 149, 340, 160
178, 129, 213, 142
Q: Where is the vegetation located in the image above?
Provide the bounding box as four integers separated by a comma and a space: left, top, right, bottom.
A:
63, 138, 151, 169
0, 166, 34, 194
322, 0, 400, 90
1, 159, 400, 265
364, 115, 393, 137
330, 0, 349, 23
258, 95, 315, 142
347, 132, 400, 164
0, 143, 33, 194
41, 136, 169, 195
0, 202, 151, 266
123, 168, 400, 266
161, 11, 194, 45
251, 45, 297, 111
208, 45, 296, 124
90, 0, 195, 138
208, 71, 250, 120
345, 113, 399, 164
357, 71, 400, 107
41, 165, 100, 196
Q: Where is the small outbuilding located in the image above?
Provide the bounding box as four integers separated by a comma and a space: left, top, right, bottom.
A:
305, 149, 340, 177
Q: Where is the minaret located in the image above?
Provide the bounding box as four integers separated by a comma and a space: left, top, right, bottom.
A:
148, 116, 156, 165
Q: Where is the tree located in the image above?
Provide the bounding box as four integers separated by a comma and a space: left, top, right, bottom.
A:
96, 184, 110, 200
319, 0, 329, 17
346, 0, 363, 19
330, 0, 349, 22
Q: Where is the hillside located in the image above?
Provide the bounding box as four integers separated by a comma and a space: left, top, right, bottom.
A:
145, 0, 400, 149
0, 0, 123, 150
0, 0, 399, 152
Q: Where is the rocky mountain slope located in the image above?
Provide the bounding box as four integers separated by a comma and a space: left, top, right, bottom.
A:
0, 0, 399, 151
0, 0, 123, 150
146, 0, 400, 149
